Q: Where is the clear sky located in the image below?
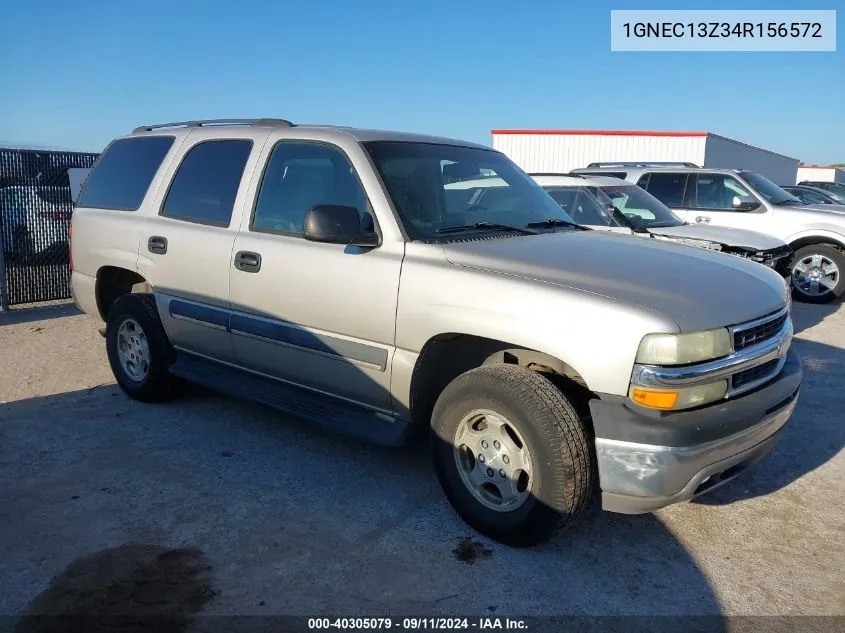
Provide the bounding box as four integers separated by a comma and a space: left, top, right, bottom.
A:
0, 0, 842, 163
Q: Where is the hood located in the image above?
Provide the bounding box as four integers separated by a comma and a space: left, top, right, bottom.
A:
442, 231, 788, 332
781, 203, 845, 217
647, 224, 785, 251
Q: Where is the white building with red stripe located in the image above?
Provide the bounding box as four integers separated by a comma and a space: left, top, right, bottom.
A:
797, 165, 845, 185
491, 129, 800, 186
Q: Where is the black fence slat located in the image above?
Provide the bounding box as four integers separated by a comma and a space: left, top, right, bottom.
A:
0, 147, 99, 307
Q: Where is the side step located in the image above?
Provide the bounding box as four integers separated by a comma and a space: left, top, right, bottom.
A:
169, 354, 412, 447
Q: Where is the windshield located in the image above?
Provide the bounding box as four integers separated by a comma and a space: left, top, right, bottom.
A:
740, 171, 800, 205
363, 141, 575, 240
544, 186, 620, 227
816, 182, 845, 200
590, 184, 685, 229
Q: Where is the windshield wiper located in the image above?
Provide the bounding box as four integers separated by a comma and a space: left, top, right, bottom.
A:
436, 222, 539, 235
524, 218, 585, 230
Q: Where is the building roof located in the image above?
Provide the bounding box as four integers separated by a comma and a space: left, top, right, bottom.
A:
490, 129, 708, 137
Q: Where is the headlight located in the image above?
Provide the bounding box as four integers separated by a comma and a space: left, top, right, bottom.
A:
635, 328, 731, 365
629, 381, 728, 411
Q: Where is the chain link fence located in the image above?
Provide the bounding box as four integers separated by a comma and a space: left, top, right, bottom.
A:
0, 148, 99, 309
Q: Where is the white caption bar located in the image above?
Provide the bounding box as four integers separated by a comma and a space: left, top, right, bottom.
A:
611, 10, 836, 51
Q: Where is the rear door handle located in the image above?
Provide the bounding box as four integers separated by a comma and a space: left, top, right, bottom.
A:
148, 236, 168, 254
695, 216, 711, 224
234, 250, 261, 273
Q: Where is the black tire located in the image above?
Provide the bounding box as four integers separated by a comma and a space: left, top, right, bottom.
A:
106, 293, 178, 402
430, 364, 593, 547
790, 244, 845, 304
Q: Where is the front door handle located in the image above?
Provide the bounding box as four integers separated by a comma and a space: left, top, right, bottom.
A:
695, 216, 711, 224
234, 250, 262, 273
148, 235, 168, 254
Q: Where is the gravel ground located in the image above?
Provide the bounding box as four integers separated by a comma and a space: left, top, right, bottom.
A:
0, 300, 843, 627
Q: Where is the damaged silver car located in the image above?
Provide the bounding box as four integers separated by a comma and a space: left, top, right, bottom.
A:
530, 173, 793, 281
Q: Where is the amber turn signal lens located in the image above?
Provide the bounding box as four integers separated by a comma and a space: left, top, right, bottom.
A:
630, 388, 678, 410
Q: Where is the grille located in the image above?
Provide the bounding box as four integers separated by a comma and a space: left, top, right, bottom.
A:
732, 359, 780, 390
733, 313, 788, 351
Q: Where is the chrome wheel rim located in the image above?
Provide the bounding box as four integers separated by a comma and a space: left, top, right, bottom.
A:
453, 409, 533, 513
116, 318, 150, 382
792, 254, 839, 297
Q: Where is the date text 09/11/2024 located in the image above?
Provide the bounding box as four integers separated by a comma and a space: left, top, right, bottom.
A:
307, 618, 528, 630
622, 22, 823, 38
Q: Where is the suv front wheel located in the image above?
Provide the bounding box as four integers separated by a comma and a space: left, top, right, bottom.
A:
431, 365, 593, 546
791, 244, 844, 304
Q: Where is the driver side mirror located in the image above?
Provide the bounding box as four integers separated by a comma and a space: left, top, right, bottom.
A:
731, 195, 760, 211
303, 205, 379, 247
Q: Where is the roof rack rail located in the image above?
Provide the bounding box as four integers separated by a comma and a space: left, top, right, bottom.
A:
132, 118, 295, 133
528, 172, 584, 178
585, 161, 700, 168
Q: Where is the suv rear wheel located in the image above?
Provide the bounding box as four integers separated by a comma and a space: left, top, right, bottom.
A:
106, 293, 178, 402
431, 364, 593, 546
791, 244, 844, 304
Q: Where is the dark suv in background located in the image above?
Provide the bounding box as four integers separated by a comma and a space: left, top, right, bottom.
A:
783, 185, 845, 206
798, 180, 845, 201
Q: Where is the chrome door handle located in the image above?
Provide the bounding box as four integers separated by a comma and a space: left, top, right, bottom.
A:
695, 216, 711, 224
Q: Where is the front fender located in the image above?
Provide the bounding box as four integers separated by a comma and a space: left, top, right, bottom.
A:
785, 228, 845, 248
394, 251, 678, 399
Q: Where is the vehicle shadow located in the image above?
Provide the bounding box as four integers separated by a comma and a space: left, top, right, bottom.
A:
1, 389, 726, 626
692, 335, 844, 506
789, 300, 842, 335
0, 302, 79, 326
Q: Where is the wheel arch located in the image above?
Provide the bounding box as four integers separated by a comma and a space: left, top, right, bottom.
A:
408, 332, 595, 428
786, 231, 845, 253
95, 265, 152, 321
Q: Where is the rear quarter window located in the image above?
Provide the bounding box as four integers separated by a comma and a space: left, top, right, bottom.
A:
76, 136, 175, 211
642, 173, 689, 207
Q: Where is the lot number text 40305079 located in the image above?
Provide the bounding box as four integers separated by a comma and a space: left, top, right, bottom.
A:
307, 618, 528, 630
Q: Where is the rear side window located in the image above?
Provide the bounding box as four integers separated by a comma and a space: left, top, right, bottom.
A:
161, 140, 252, 226
642, 173, 690, 207
77, 136, 174, 210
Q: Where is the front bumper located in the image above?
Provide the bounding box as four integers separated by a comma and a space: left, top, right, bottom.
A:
590, 348, 802, 514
